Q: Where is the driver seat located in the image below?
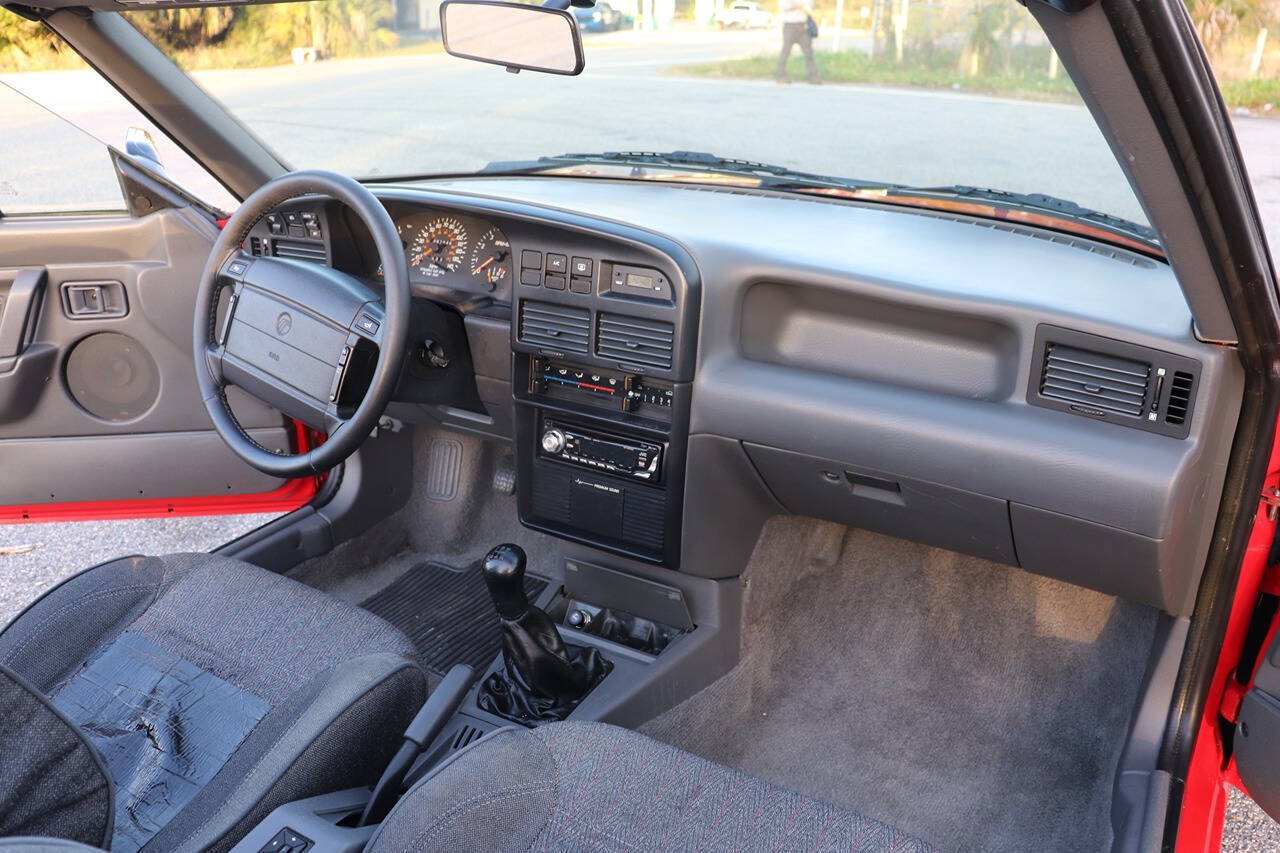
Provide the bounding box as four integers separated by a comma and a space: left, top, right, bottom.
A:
0, 553, 427, 853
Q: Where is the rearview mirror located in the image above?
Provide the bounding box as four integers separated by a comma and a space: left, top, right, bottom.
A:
440, 0, 584, 76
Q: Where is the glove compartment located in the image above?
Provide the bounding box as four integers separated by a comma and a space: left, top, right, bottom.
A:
743, 442, 1017, 566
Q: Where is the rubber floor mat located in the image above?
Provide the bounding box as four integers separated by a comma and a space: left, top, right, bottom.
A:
361, 561, 548, 675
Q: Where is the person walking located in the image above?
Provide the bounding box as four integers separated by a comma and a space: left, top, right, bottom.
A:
776, 0, 820, 84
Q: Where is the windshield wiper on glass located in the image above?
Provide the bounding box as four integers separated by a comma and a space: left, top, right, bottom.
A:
481, 149, 889, 192
478, 150, 1161, 255
891, 185, 1158, 244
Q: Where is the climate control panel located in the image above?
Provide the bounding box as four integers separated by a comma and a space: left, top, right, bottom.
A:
532, 357, 674, 416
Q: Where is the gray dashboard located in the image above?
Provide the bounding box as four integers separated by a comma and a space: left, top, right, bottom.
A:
307, 176, 1243, 616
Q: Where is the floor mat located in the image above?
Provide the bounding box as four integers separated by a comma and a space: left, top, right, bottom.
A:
361, 561, 548, 675
641, 518, 1158, 853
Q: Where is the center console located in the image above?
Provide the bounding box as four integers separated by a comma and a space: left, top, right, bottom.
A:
508, 229, 697, 568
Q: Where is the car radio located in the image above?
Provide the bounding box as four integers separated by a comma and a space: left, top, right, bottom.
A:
539, 419, 663, 482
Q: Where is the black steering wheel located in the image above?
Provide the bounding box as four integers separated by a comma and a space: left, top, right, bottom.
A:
193, 170, 410, 478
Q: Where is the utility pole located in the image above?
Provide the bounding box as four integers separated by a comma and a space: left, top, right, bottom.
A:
893, 0, 908, 63
832, 0, 844, 52
868, 0, 880, 58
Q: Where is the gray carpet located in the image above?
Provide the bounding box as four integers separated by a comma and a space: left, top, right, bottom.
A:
289, 428, 567, 605
641, 517, 1158, 853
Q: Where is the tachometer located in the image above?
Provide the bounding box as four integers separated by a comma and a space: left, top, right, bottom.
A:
408, 217, 468, 278
469, 227, 511, 289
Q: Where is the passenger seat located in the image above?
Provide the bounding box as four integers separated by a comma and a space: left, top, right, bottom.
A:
368, 721, 932, 852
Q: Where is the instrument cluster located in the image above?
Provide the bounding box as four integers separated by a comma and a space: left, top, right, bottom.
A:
390, 209, 512, 293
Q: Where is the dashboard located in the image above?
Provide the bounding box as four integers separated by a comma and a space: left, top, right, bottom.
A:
243, 177, 1243, 618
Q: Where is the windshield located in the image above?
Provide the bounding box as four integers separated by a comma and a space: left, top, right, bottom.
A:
123, 0, 1146, 227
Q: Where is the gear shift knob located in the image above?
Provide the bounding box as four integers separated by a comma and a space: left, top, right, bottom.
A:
483, 543, 529, 620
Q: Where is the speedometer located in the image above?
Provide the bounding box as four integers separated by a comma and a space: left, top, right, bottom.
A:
408, 217, 468, 278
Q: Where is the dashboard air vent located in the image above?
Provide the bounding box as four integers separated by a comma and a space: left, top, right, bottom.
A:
273, 240, 327, 264
519, 300, 590, 354
1039, 343, 1150, 417
1165, 371, 1194, 425
1029, 325, 1200, 439
596, 313, 675, 370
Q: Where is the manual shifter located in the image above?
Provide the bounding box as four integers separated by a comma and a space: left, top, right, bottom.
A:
477, 544, 610, 724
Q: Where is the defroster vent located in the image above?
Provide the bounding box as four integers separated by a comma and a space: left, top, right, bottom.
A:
1039, 343, 1151, 417
597, 313, 675, 371
519, 300, 590, 354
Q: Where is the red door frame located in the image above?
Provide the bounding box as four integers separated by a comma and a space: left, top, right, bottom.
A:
0, 420, 321, 524
1176, 416, 1280, 852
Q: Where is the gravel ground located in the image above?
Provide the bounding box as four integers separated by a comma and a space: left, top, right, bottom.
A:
0, 513, 278, 627
1224, 787, 1280, 851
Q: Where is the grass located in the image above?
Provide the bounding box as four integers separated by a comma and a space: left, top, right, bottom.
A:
675, 48, 1097, 103
673, 44, 1279, 112
1219, 76, 1280, 111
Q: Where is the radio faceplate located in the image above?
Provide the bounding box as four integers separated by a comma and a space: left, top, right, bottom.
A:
539, 418, 663, 483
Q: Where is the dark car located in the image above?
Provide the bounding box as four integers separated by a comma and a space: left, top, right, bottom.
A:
574, 1, 625, 32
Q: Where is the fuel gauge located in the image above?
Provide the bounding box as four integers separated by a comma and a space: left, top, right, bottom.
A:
469, 227, 511, 290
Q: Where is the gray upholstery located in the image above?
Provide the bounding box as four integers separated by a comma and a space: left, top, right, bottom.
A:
0, 554, 428, 853
369, 721, 932, 852
0, 839, 105, 852
0, 665, 112, 848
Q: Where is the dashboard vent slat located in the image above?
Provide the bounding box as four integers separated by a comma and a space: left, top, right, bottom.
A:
273, 240, 327, 264
596, 313, 675, 370
519, 301, 590, 354
1165, 371, 1194, 425
1040, 343, 1150, 417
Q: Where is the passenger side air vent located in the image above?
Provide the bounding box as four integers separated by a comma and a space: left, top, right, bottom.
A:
273, 240, 327, 264
1028, 325, 1200, 439
519, 300, 590, 354
596, 313, 675, 371
1165, 371, 1194, 425
1040, 344, 1150, 417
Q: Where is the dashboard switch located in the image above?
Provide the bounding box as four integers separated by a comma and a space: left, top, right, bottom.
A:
545, 274, 566, 291
521, 250, 542, 270
571, 257, 592, 276
547, 253, 568, 274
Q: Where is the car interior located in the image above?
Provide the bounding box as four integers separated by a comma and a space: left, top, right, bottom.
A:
0, 0, 1276, 850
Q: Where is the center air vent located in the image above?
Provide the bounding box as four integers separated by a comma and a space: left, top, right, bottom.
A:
519, 300, 590, 354
1029, 326, 1200, 439
1040, 344, 1150, 417
273, 240, 327, 264
597, 313, 675, 370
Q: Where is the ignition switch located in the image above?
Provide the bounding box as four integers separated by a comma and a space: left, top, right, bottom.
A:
417, 338, 450, 369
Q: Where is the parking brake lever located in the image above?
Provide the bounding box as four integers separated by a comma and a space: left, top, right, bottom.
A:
357, 663, 475, 827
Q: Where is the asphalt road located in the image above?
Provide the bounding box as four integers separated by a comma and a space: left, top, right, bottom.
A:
4, 27, 1278, 244
2, 26, 1279, 847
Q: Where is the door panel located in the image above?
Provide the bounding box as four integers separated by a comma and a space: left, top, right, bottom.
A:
0, 207, 303, 513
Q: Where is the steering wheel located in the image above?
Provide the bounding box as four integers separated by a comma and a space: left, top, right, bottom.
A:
193, 170, 410, 478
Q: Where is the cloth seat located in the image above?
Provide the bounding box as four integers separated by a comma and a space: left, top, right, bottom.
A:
0, 553, 427, 853
368, 721, 933, 852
